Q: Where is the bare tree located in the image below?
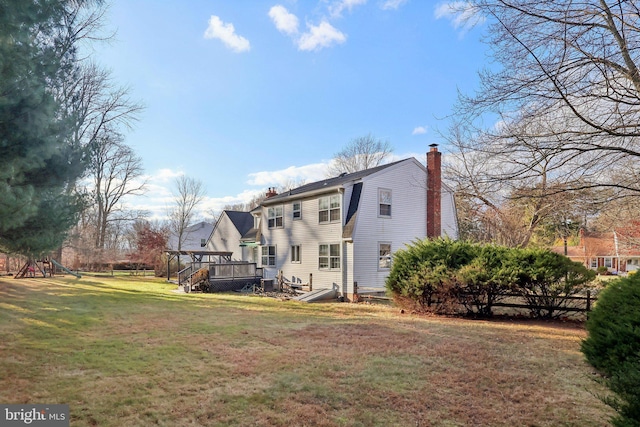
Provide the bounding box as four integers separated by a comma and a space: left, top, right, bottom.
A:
90, 132, 147, 250
445, 123, 598, 247
327, 134, 393, 176
449, 0, 640, 196
168, 176, 206, 254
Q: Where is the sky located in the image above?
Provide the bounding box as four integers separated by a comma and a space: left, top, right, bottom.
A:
95, 0, 488, 220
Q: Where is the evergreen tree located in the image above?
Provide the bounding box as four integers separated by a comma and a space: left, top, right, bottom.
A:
0, 0, 89, 256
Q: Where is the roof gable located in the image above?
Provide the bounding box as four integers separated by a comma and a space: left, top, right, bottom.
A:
223, 210, 254, 236
263, 158, 418, 205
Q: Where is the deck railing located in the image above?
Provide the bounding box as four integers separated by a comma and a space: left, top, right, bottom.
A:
209, 262, 260, 280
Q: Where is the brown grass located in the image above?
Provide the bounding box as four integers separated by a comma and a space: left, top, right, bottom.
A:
0, 276, 612, 426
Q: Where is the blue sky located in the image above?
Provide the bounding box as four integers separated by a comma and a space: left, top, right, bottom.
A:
97, 0, 487, 219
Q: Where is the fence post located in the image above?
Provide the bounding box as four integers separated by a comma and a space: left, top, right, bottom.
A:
586, 290, 591, 312
309, 273, 313, 291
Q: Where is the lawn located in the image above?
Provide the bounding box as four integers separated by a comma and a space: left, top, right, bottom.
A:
0, 275, 612, 426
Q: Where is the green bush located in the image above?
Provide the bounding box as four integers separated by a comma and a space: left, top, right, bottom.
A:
386, 239, 594, 318
582, 274, 640, 426
513, 249, 595, 318
454, 244, 516, 316
385, 239, 478, 313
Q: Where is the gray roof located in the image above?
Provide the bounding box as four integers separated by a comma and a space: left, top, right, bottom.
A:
263, 159, 411, 205
223, 210, 254, 236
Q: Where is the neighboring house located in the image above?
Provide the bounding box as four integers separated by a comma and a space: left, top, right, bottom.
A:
167, 221, 214, 251
230, 145, 458, 300
553, 227, 640, 274
206, 211, 255, 262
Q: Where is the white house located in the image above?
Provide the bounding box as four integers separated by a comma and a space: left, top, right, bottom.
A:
234, 145, 458, 301
206, 210, 255, 262
167, 221, 214, 251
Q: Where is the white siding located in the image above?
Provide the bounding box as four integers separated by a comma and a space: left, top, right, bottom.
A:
352, 159, 427, 291
441, 185, 459, 239
258, 157, 459, 295
260, 190, 344, 289
207, 213, 246, 261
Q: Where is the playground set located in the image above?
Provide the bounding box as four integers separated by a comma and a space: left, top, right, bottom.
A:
14, 258, 81, 279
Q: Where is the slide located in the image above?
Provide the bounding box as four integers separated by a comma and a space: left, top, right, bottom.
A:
50, 259, 82, 278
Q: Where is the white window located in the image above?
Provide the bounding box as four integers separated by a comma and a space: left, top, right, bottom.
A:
319, 195, 341, 223
268, 206, 283, 229
261, 245, 276, 266
291, 245, 301, 263
604, 257, 612, 268
293, 202, 302, 220
379, 188, 392, 217
379, 242, 391, 269
319, 243, 340, 270
590, 258, 597, 269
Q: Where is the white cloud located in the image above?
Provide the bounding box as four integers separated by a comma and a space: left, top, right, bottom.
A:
329, 0, 368, 17
203, 15, 251, 53
247, 162, 330, 187
381, 0, 408, 10
297, 20, 347, 51
434, 2, 485, 34
269, 5, 299, 35
412, 126, 428, 135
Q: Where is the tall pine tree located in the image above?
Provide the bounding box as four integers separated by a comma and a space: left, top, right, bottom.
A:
0, 1, 89, 256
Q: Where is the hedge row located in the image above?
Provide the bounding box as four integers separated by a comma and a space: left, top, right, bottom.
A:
385, 239, 595, 318
582, 274, 640, 426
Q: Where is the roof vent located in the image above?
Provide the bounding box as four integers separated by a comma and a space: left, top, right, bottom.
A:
339, 172, 347, 177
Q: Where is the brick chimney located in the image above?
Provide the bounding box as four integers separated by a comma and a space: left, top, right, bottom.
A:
265, 187, 278, 198
426, 144, 441, 238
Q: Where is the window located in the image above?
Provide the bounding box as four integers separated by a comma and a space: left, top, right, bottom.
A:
590, 258, 597, 269
268, 206, 283, 229
379, 243, 391, 269
604, 257, 612, 268
319, 243, 340, 270
319, 195, 340, 223
261, 245, 276, 266
200, 238, 206, 247
379, 189, 392, 217
291, 245, 301, 263
293, 202, 302, 220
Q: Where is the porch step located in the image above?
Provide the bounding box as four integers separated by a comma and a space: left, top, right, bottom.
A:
292, 288, 337, 303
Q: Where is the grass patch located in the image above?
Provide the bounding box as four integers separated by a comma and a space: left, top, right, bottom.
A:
0, 275, 612, 426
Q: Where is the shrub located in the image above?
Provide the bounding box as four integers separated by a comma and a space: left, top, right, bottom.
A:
386, 240, 594, 318
454, 244, 516, 316
513, 249, 595, 318
581, 274, 640, 426
385, 239, 477, 313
